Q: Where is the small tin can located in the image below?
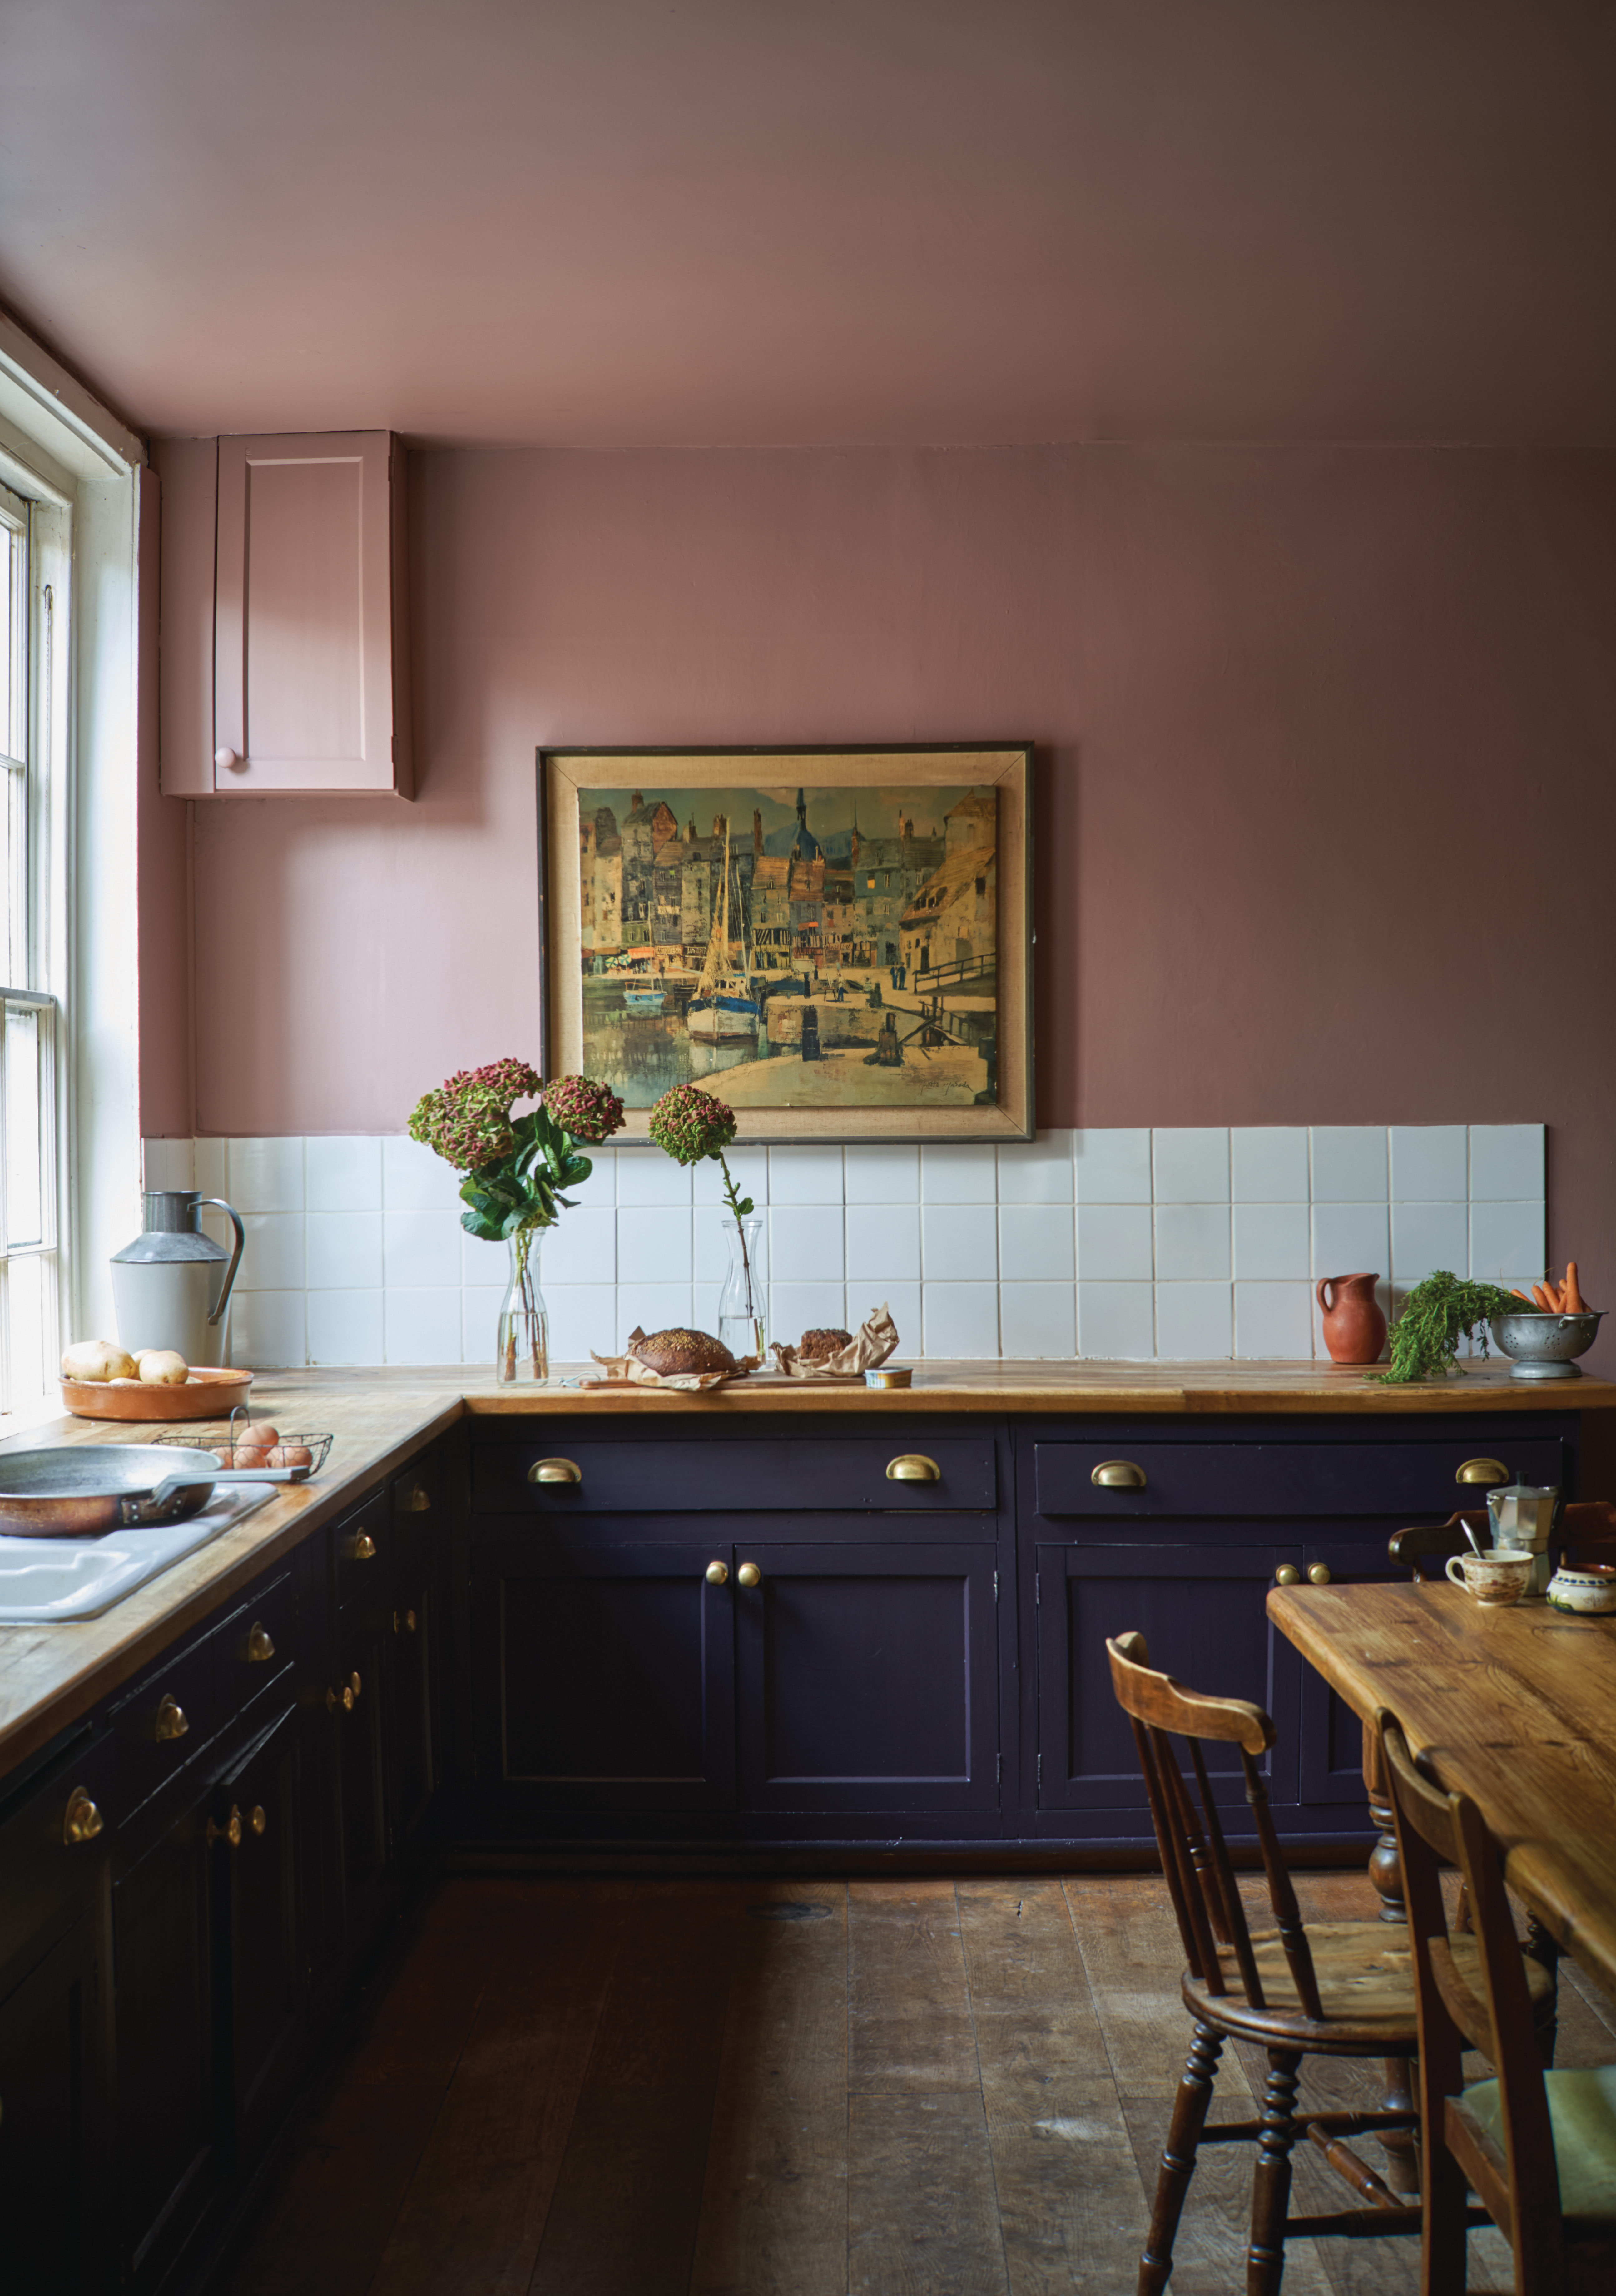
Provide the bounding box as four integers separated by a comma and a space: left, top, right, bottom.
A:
865, 1365, 913, 1388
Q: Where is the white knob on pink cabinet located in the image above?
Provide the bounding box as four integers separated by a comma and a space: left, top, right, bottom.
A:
215, 746, 245, 772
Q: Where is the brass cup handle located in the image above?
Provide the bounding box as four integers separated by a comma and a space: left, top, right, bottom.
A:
327, 1685, 354, 1713
249, 1805, 268, 1837
1457, 1458, 1509, 1486
1091, 1459, 1147, 1490
1274, 1565, 1301, 1586
737, 1562, 762, 1588
886, 1455, 939, 1483
62, 1787, 104, 1845
402, 1482, 432, 1512
245, 1622, 276, 1663
393, 1608, 418, 1634
1307, 1563, 1332, 1586
348, 1531, 379, 1561
705, 1561, 729, 1586
153, 1692, 190, 1743
207, 1805, 243, 1850
529, 1458, 582, 1485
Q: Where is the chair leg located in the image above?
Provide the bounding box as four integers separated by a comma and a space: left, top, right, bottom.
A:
1247, 2049, 1302, 2296
1138, 2021, 1224, 2296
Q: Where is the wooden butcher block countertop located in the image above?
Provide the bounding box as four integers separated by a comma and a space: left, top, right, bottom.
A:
0, 1359, 1609, 1781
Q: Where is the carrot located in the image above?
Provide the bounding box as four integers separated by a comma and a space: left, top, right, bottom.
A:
1565, 1260, 1586, 1314
1532, 1284, 1555, 1311
1511, 1287, 1536, 1303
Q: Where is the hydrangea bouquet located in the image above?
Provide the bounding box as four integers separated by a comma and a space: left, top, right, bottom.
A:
408, 1059, 624, 1380
648, 1084, 763, 1357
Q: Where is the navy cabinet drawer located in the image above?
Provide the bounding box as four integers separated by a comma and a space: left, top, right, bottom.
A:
211, 1571, 296, 1724
110, 1632, 220, 1817
473, 1435, 997, 1514
1033, 1437, 1568, 1521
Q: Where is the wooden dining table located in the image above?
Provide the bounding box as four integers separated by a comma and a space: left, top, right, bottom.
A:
1268, 1579, 1616, 1998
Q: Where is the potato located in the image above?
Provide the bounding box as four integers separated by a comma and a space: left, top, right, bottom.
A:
62, 1339, 137, 1383
137, 1349, 189, 1386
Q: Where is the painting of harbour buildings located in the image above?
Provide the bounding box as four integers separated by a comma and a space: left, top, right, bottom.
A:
576, 783, 999, 1108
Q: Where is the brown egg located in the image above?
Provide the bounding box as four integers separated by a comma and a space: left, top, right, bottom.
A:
231, 1444, 274, 1469
279, 1444, 313, 1470
238, 1424, 279, 1449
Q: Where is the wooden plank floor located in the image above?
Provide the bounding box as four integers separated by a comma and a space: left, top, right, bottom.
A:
216, 1872, 1616, 2295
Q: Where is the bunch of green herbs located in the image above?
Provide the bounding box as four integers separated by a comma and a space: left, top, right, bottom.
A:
1371, 1270, 1523, 1384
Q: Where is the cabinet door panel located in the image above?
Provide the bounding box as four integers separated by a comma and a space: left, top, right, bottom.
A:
386, 1574, 438, 1856
217, 1708, 303, 2159
112, 1794, 214, 2277
734, 1544, 998, 1813
473, 1540, 735, 1814
1036, 1545, 1299, 1817
336, 1607, 389, 1947
0, 1912, 104, 2293
1296, 1541, 1405, 1806
215, 431, 400, 794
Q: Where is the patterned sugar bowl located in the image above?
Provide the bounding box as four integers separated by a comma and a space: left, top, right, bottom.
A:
1546, 1563, 1616, 1617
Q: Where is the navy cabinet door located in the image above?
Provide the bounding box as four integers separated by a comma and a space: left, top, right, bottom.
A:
732, 1543, 999, 1814
472, 1539, 736, 1816
1294, 1538, 1407, 1806
1034, 1544, 1300, 1822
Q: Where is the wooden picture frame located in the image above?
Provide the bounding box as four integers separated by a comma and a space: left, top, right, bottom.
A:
538, 744, 1034, 1144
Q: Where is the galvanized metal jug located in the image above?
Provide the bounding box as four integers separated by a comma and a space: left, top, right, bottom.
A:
110, 1190, 246, 1365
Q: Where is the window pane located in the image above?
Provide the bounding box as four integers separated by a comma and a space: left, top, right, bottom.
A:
5, 1250, 47, 1404
5, 1004, 42, 1247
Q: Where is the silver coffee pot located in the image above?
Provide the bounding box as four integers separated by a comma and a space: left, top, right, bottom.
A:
1486, 1480, 1560, 1597
110, 1191, 245, 1365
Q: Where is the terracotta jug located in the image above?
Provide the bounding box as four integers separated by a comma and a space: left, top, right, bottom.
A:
1316, 1273, 1387, 1365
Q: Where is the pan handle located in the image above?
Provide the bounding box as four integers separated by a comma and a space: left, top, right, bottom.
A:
148, 1466, 304, 1507
199, 1199, 246, 1328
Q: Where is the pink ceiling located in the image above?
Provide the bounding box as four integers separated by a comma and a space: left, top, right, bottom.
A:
7, 0, 1616, 447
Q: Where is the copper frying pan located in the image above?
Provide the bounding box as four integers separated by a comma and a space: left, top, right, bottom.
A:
0, 1445, 301, 1538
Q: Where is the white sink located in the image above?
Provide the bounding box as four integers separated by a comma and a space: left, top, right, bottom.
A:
0, 1488, 274, 1622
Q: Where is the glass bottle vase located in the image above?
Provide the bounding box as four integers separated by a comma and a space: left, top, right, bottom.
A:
496, 1225, 549, 1385
717, 1214, 766, 1363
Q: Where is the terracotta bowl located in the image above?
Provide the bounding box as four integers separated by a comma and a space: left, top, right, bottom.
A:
59, 1367, 254, 1422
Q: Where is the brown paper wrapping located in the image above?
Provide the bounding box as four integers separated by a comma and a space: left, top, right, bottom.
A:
770, 1303, 901, 1381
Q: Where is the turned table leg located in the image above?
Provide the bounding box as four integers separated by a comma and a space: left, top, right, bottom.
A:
1360, 1720, 1421, 2194
1363, 1718, 1405, 1923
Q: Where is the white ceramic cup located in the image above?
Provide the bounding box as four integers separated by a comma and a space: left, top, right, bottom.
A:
1546, 1564, 1616, 1616
1446, 1548, 1535, 1606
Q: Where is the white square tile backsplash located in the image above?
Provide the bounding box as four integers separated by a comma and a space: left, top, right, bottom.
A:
154, 1123, 1546, 1368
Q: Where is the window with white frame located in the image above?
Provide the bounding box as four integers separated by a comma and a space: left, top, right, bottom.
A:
0, 476, 59, 1404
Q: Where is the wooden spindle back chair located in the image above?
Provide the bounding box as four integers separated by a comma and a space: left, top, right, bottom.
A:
1377, 1708, 1616, 2293
1106, 1630, 1424, 2294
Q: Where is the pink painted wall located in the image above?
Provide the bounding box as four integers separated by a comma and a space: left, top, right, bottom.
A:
171, 443, 1616, 1371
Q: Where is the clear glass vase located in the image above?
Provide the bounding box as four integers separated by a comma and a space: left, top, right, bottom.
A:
496, 1225, 549, 1385
718, 1214, 766, 1362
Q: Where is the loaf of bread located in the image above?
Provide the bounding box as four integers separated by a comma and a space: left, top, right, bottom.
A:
798, 1327, 853, 1362
625, 1327, 741, 1377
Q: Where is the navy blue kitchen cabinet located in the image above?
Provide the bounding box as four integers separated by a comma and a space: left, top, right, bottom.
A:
465, 1419, 1014, 1845
1020, 1412, 1578, 1849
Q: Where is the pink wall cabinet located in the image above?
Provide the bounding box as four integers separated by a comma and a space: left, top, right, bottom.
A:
160, 432, 411, 797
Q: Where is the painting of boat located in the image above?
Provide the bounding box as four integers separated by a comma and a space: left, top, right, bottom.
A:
687, 823, 760, 1044
622, 987, 667, 1012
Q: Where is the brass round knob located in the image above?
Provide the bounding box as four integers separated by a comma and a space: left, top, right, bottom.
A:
737, 1562, 762, 1588
1457, 1458, 1509, 1486
529, 1458, 582, 1485
245, 1622, 276, 1663
1308, 1563, 1332, 1586
393, 1607, 418, 1634
349, 1531, 379, 1561
327, 1685, 354, 1713
207, 1805, 243, 1849
1091, 1459, 1147, 1490
1274, 1565, 1301, 1586
705, 1561, 729, 1586
349, 1671, 362, 1699
886, 1455, 940, 1483
249, 1805, 267, 1837
153, 1692, 190, 1743
62, 1787, 104, 1846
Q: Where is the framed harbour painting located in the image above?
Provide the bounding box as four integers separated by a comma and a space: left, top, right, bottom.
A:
538, 744, 1034, 1144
